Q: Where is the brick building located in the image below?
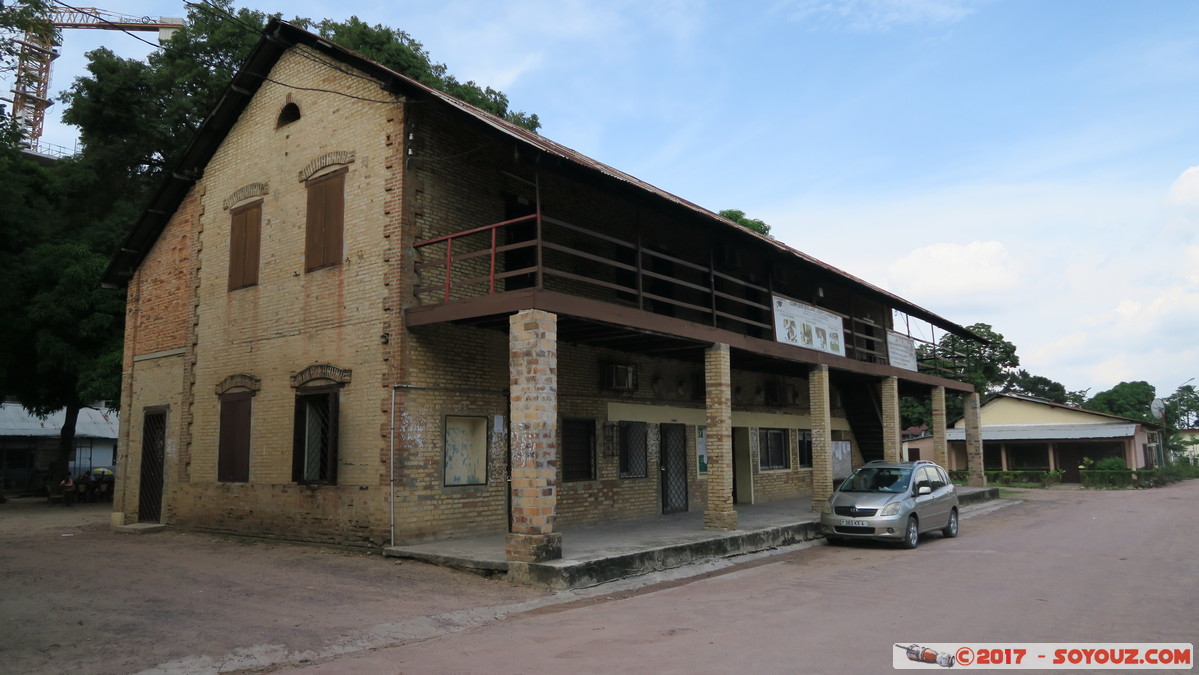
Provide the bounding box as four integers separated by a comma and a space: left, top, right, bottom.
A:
102, 21, 986, 561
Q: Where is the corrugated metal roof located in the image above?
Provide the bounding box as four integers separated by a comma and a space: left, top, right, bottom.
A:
945, 423, 1139, 442
0, 403, 119, 439
101, 20, 983, 344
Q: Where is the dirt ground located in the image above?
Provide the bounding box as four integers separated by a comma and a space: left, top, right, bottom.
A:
0, 497, 549, 674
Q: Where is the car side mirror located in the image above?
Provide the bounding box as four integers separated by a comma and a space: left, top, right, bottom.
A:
917, 485, 931, 496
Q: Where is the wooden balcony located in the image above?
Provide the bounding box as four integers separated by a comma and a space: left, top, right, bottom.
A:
407, 212, 972, 390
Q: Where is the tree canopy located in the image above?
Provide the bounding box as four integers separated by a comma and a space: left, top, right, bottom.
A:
1083, 381, 1157, 422
719, 209, 771, 236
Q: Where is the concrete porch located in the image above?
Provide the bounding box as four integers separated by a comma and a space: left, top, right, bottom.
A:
384, 486, 999, 589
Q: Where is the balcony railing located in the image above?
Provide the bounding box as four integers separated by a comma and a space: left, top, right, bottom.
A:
412, 213, 968, 380
412, 213, 774, 337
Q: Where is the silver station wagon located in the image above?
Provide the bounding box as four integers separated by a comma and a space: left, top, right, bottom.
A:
819, 459, 959, 549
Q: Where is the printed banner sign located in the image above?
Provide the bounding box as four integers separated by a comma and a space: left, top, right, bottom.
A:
772, 295, 845, 357
887, 331, 919, 372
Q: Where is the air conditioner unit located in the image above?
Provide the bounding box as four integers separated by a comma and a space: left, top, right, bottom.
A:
603, 364, 636, 391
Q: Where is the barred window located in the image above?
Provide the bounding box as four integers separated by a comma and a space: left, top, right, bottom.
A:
292, 385, 338, 484
759, 428, 790, 470
619, 421, 648, 478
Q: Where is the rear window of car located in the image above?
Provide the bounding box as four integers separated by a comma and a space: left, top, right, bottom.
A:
840, 467, 912, 493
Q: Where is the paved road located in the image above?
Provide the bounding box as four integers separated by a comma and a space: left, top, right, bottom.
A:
291, 482, 1199, 674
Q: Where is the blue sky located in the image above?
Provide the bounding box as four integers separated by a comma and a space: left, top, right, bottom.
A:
13, 0, 1199, 402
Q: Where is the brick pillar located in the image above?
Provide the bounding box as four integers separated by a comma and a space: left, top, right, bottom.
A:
704, 343, 737, 531
881, 376, 901, 462
505, 309, 562, 562
931, 386, 949, 468
809, 364, 833, 511
963, 391, 986, 487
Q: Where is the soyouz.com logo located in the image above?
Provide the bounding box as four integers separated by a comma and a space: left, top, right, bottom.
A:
894, 643, 1193, 669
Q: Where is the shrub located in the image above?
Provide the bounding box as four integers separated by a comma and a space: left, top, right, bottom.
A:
1094, 456, 1127, 471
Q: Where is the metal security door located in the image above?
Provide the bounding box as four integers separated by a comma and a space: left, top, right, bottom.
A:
660, 423, 688, 514
139, 410, 166, 523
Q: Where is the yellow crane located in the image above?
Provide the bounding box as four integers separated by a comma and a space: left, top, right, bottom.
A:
4, 7, 183, 154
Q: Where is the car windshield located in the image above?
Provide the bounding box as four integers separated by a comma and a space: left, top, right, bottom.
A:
839, 467, 912, 493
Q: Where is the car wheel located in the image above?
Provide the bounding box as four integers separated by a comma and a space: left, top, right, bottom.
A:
825, 536, 844, 546
942, 509, 959, 538
901, 516, 919, 549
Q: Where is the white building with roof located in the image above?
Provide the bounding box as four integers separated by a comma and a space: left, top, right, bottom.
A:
0, 401, 119, 492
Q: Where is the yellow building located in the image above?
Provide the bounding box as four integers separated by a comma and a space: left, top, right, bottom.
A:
942, 394, 1162, 482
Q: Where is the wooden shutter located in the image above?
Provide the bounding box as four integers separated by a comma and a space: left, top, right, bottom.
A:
218, 392, 252, 482
229, 202, 261, 290
305, 168, 346, 271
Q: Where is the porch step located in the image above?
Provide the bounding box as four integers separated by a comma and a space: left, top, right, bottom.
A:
114, 523, 167, 535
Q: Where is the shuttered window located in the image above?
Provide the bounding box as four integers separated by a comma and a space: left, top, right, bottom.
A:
228, 201, 262, 291
218, 392, 253, 482
292, 385, 339, 484
562, 418, 595, 482
305, 168, 346, 271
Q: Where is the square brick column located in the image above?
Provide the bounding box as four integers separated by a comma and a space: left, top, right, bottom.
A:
704, 343, 737, 531
963, 391, 986, 487
931, 386, 949, 468
809, 364, 834, 511
506, 309, 562, 562
881, 376, 901, 462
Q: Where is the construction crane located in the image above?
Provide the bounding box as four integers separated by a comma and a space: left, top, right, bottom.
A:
4, 7, 183, 155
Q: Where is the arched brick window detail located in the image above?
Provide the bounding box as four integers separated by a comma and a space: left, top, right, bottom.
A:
276, 102, 301, 128
290, 364, 350, 485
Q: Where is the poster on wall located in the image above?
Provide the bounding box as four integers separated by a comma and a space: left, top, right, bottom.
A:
697, 426, 708, 475
832, 440, 853, 480
772, 295, 845, 357
886, 331, 919, 372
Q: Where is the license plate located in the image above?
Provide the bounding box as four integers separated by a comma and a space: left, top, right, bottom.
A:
839, 519, 868, 527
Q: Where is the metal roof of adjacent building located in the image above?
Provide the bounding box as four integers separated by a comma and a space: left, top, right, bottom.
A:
0, 402, 119, 439
944, 423, 1139, 442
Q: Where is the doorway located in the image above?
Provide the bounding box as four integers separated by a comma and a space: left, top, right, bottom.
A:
660, 423, 688, 514
138, 410, 167, 523
732, 427, 754, 505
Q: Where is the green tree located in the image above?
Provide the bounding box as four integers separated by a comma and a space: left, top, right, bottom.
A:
719, 209, 771, 236
1084, 381, 1157, 422
900, 323, 1020, 428
1002, 369, 1076, 404
0, 142, 124, 481
1165, 384, 1199, 429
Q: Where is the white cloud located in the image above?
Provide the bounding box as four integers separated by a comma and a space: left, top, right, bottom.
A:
1169, 166, 1199, 206
886, 240, 1021, 302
